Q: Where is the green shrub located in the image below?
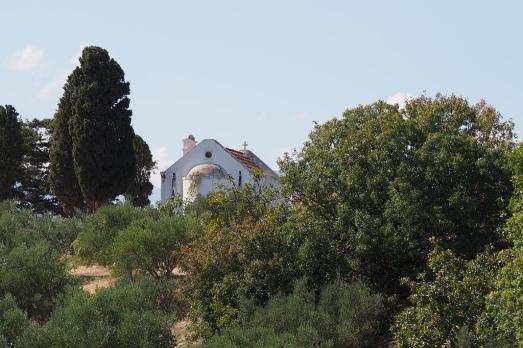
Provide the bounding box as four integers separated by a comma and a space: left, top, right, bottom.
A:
0, 200, 81, 253
182, 218, 299, 330
0, 241, 74, 319
202, 326, 321, 348
203, 279, 385, 348
473, 160, 523, 347
112, 213, 201, 279
28, 215, 81, 253
17, 278, 177, 348
0, 201, 78, 320
476, 248, 523, 347
74, 203, 156, 265
0, 293, 29, 346
0, 202, 45, 250
391, 247, 503, 347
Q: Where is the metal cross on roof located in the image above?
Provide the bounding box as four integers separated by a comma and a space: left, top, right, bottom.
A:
242, 141, 248, 151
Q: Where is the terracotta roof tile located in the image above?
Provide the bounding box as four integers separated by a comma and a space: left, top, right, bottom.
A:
225, 148, 260, 172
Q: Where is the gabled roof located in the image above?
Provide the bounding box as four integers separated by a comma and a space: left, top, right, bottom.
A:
224, 148, 260, 172
161, 139, 279, 180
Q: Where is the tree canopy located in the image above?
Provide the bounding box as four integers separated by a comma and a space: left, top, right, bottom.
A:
49, 70, 85, 215
69, 46, 135, 211
0, 105, 23, 200
2, 89, 522, 347
17, 118, 61, 214
279, 95, 515, 296
124, 134, 155, 207
49, 46, 136, 213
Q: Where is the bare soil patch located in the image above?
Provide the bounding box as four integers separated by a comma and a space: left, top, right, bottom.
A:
69, 263, 116, 294
172, 318, 201, 348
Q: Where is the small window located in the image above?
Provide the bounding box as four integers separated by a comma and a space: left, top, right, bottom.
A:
205, 151, 212, 158
238, 170, 242, 187
171, 173, 176, 196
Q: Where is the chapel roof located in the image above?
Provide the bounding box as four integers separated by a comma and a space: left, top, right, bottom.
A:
224, 148, 260, 173
161, 138, 278, 179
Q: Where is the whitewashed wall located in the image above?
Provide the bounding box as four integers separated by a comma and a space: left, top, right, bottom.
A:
160, 139, 256, 203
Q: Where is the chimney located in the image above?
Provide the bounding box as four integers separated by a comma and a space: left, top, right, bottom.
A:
182, 134, 197, 155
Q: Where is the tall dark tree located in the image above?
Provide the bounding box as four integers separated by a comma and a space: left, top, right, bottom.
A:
49, 71, 84, 215
0, 105, 23, 200
69, 46, 135, 211
125, 134, 156, 207
17, 119, 62, 214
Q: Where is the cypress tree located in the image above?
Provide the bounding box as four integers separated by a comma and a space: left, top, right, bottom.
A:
124, 134, 156, 207
0, 105, 23, 200
69, 46, 135, 211
49, 71, 84, 215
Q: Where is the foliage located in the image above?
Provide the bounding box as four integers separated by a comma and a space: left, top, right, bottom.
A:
30, 215, 82, 254
112, 212, 201, 279
181, 182, 299, 330
0, 94, 520, 346
0, 105, 24, 201
182, 221, 298, 330
124, 134, 156, 207
16, 278, 177, 348
48, 68, 85, 215
391, 247, 503, 347
283, 204, 357, 295
203, 279, 385, 348
17, 118, 62, 214
279, 95, 514, 296
0, 200, 81, 253
475, 155, 523, 347
49, 46, 136, 213
0, 107, 60, 214
0, 241, 74, 320
74, 203, 156, 265
198, 171, 280, 228
0, 293, 29, 346
202, 326, 311, 348
68, 46, 135, 211
476, 248, 523, 347
0, 202, 78, 319
75, 202, 201, 282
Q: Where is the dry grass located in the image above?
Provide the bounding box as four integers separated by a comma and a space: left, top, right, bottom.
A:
69, 263, 117, 294
69, 264, 112, 277
173, 319, 191, 347
172, 318, 202, 348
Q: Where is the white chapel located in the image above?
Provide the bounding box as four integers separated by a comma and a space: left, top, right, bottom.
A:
160, 135, 280, 203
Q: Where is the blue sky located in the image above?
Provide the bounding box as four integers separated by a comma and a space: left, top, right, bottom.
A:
2, 1, 522, 201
